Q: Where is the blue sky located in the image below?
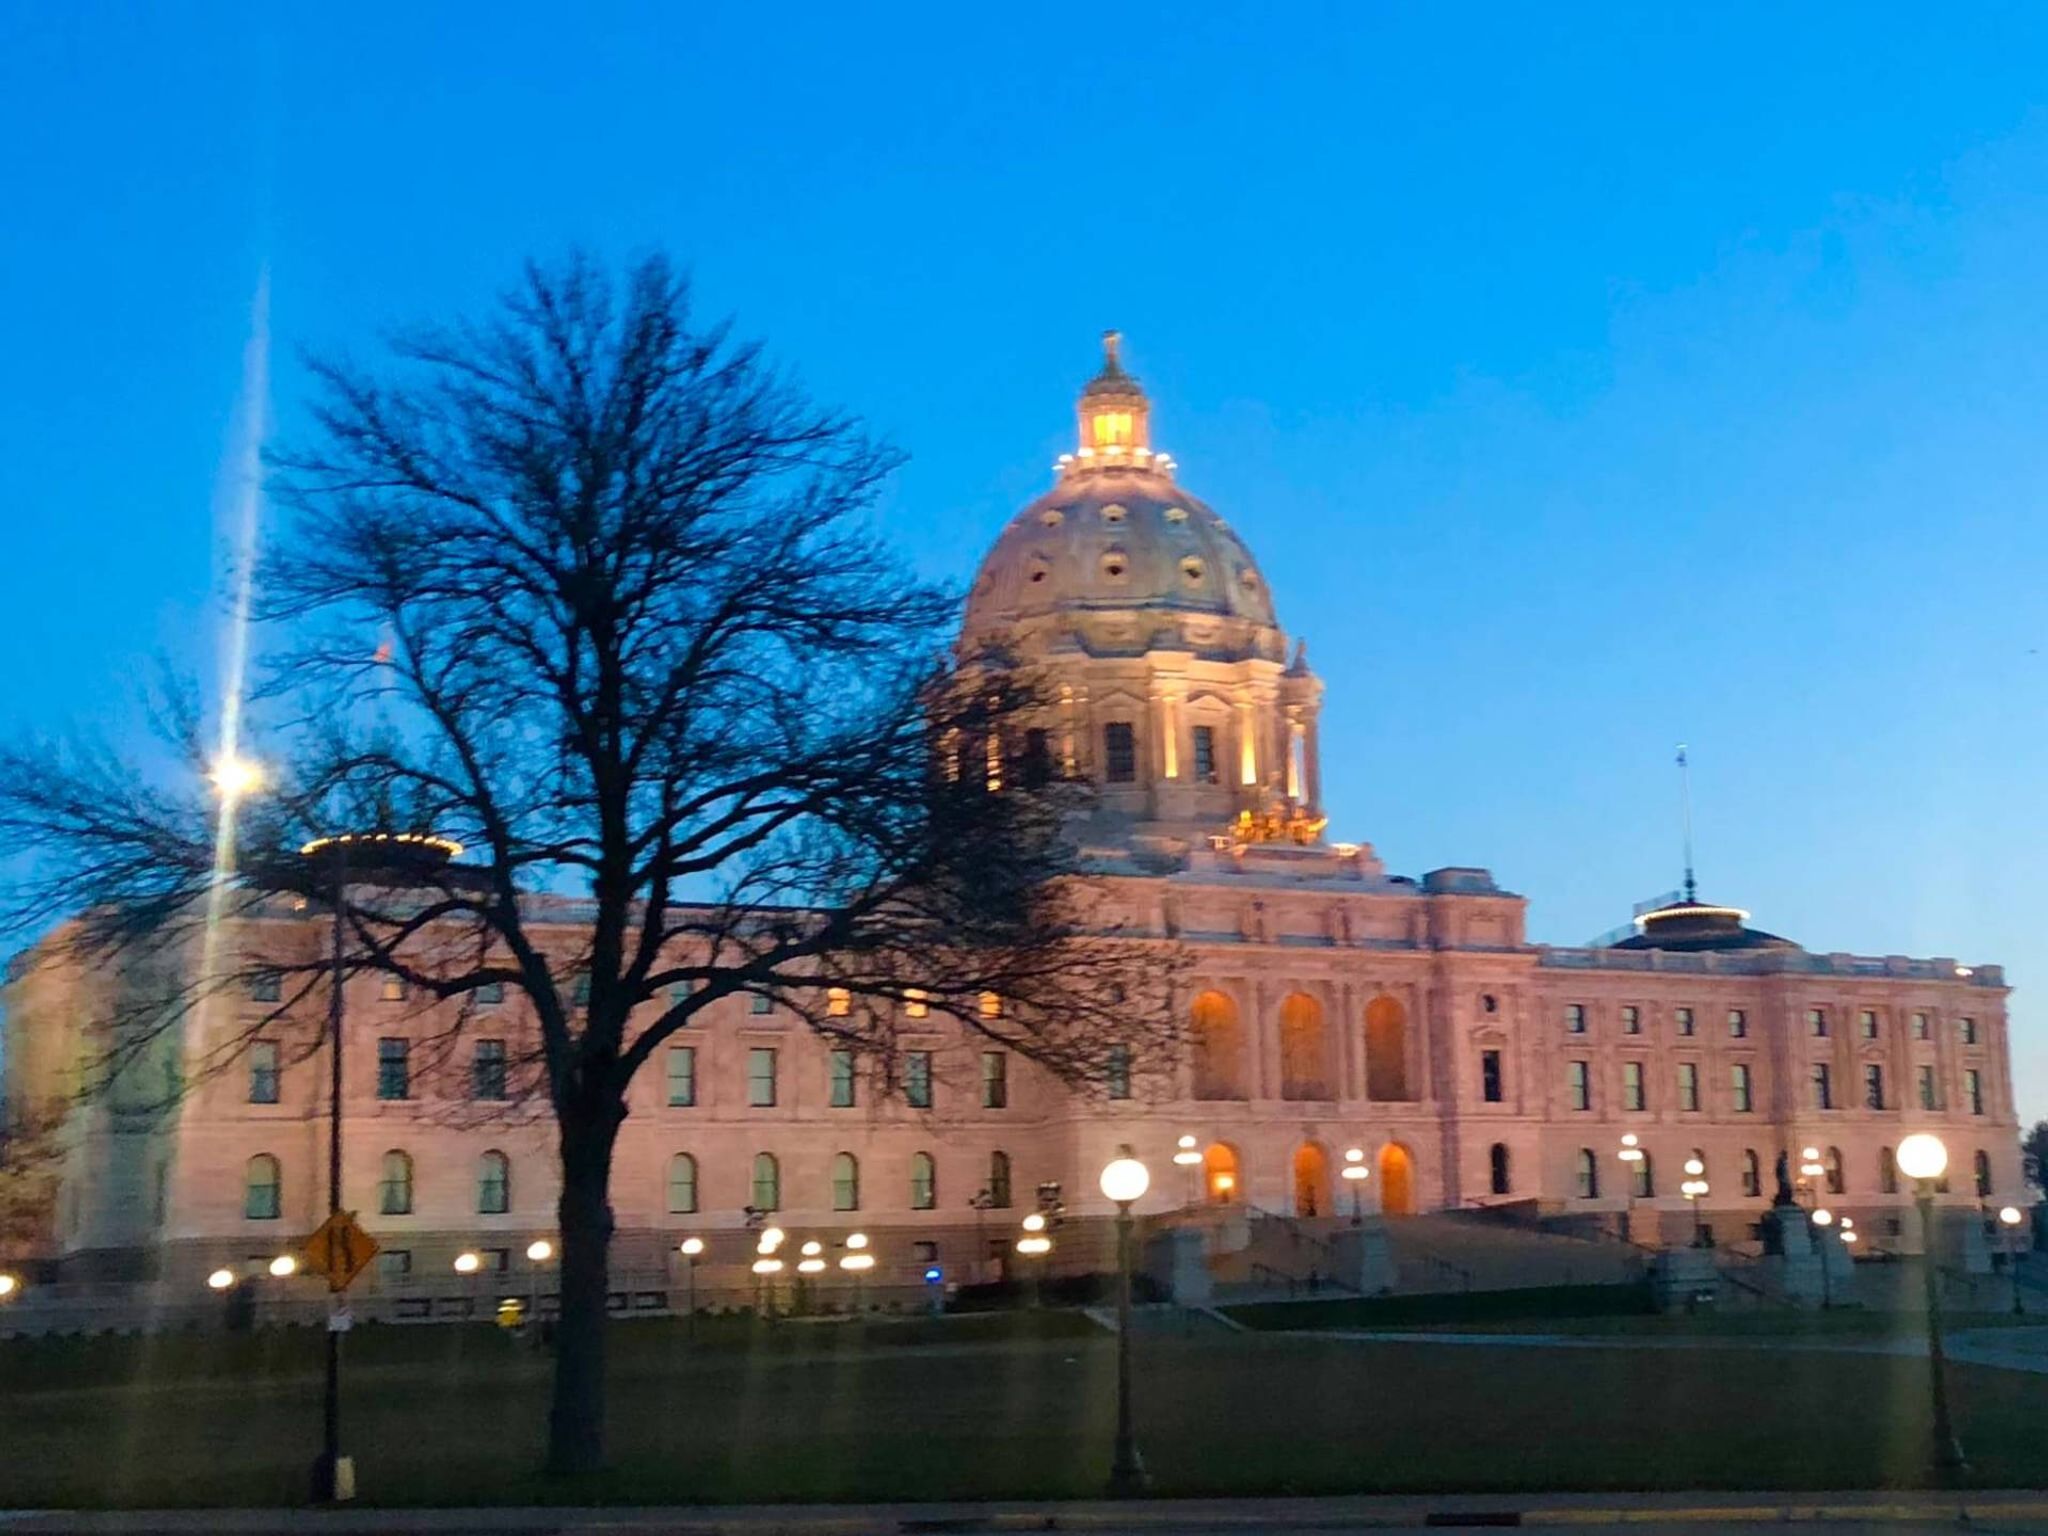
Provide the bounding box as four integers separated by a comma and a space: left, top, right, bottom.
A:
2, 5, 2045, 1115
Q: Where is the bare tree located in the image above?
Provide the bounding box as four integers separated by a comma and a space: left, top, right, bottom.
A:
0, 253, 1179, 1476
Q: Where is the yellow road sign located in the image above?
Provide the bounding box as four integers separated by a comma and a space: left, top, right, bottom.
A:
300, 1210, 380, 1293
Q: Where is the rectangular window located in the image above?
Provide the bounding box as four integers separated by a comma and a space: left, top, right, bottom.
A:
1912, 1011, 1930, 1040
1807, 1008, 1828, 1038
1677, 1061, 1700, 1112
250, 971, 282, 1003
1967, 1068, 1984, 1116
666, 1046, 697, 1108
378, 1250, 412, 1283
379, 976, 407, 1002
829, 1049, 856, 1108
1859, 1009, 1878, 1040
750, 993, 773, 1016
1620, 1005, 1641, 1036
376, 1038, 410, 1101
1675, 1006, 1695, 1037
1863, 1062, 1885, 1111
904, 989, 928, 1018
1811, 1062, 1833, 1111
476, 980, 505, 1005
1622, 1061, 1645, 1111
1564, 1003, 1587, 1034
1918, 1064, 1939, 1110
1567, 1060, 1590, 1111
668, 979, 693, 1007
1728, 1009, 1748, 1039
981, 1052, 1008, 1109
1960, 1017, 1979, 1046
1480, 1049, 1503, 1103
1191, 724, 1218, 784
248, 1042, 279, 1105
472, 1039, 508, 1101
1103, 722, 1137, 783
1731, 1063, 1753, 1113
1021, 727, 1052, 786
826, 986, 851, 1017
747, 1047, 778, 1108
906, 1050, 933, 1109
1107, 1044, 1131, 1101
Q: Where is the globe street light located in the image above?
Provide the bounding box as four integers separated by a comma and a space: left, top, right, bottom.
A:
1341, 1147, 1370, 1225
1619, 1135, 1646, 1240
453, 1251, 481, 1275
1812, 1208, 1837, 1309
1895, 1132, 1965, 1477
208, 752, 266, 802
2000, 1205, 2026, 1317
1172, 1135, 1203, 1207
207, 1267, 237, 1292
0, 1273, 18, 1301
1681, 1157, 1709, 1248
270, 1254, 299, 1279
523, 1240, 553, 1337
1799, 1145, 1826, 1208
1099, 1146, 1150, 1496
1016, 1211, 1054, 1307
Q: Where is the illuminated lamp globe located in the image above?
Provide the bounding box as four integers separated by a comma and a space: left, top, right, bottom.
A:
1022, 1212, 1046, 1233
1341, 1161, 1368, 1183
268, 1254, 298, 1278
1841, 1229, 1859, 1244
1684, 1157, 1705, 1178
801, 1240, 823, 1257
210, 753, 265, 800
0, 1273, 17, 1299
1896, 1133, 1949, 1183
751, 1257, 784, 1276
1813, 1208, 1833, 1227
797, 1258, 826, 1274
846, 1231, 869, 1251
1100, 1150, 1150, 1206
453, 1251, 481, 1275
679, 1236, 705, 1257
526, 1239, 553, 1263
840, 1252, 875, 1272
760, 1226, 785, 1250
207, 1268, 236, 1291
1620, 1133, 1639, 1149
1177, 1134, 1198, 1150
2001, 1205, 2024, 1227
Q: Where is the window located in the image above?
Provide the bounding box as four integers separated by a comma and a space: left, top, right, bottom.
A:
1824, 1146, 1844, 1196
827, 986, 851, 1017
1728, 1009, 1748, 1039
1622, 1061, 1645, 1112
1918, 1064, 1939, 1110
379, 1150, 414, 1216
1489, 1142, 1511, 1195
1575, 1148, 1599, 1199
988, 1150, 1012, 1208
1731, 1063, 1753, 1113
478, 980, 506, 1005
904, 989, 929, 1018
1742, 1150, 1762, 1199
376, 1038, 409, 1101
380, 976, 407, 1003
1480, 1049, 1503, 1104
668, 979, 694, 1007
1564, 1003, 1587, 1034
667, 1153, 698, 1214
244, 1154, 281, 1220
378, 1249, 412, 1283
473, 1039, 508, 1101
1620, 1005, 1641, 1036
1107, 1044, 1131, 1101
248, 1042, 279, 1105
1811, 1062, 1833, 1111
1966, 1068, 1984, 1116
910, 1151, 937, 1210
1863, 1063, 1884, 1111
1632, 1150, 1654, 1200
1021, 728, 1052, 787
832, 1152, 860, 1212
979, 991, 1002, 1019
747, 1047, 778, 1108
250, 971, 282, 1003
1191, 725, 1218, 783
749, 993, 774, 1016
1807, 1008, 1828, 1038
1103, 722, 1137, 783
477, 1151, 510, 1215
571, 972, 591, 1006
1859, 1009, 1878, 1040
666, 1046, 697, 1108
1677, 1062, 1700, 1112
1960, 1017, 1979, 1047
829, 1050, 856, 1108
1675, 1007, 1695, 1038
1879, 1146, 1899, 1195
751, 1152, 780, 1211
906, 1050, 933, 1109
1912, 1011, 1930, 1041
1567, 1060, 1590, 1111
1974, 1150, 1993, 1198
981, 1052, 1009, 1109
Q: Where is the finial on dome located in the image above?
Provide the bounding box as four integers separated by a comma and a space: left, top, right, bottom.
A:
1072, 330, 1151, 469
1103, 329, 1123, 370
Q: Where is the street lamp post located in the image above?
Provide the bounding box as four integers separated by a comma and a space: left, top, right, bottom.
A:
1799, 1145, 1826, 1209
1341, 1147, 1370, 1225
525, 1239, 553, 1337
2000, 1206, 2026, 1317
838, 1232, 873, 1314
678, 1236, 704, 1334
1898, 1132, 1967, 1478
1619, 1135, 1645, 1241
1100, 1146, 1150, 1497
1172, 1136, 1202, 1208
1681, 1157, 1710, 1248
1016, 1213, 1052, 1307
1812, 1209, 1836, 1309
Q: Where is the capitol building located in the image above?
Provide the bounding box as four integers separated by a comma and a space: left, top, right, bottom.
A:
3, 338, 2021, 1298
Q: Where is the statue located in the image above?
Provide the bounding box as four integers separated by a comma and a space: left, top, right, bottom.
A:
1772, 1150, 1796, 1208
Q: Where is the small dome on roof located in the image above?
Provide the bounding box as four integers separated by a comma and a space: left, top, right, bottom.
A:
1610, 897, 1800, 953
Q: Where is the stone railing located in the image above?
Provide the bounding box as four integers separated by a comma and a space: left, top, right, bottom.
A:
1536, 946, 2001, 986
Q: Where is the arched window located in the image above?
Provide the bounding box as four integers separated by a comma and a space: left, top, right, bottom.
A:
1278, 991, 1332, 1101
669, 1153, 699, 1215
910, 1151, 937, 1210
1825, 1146, 1845, 1196
989, 1150, 1013, 1209
1879, 1146, 1899, 1195
1975, 1150, 1993, 1198
1489, 1142, 1511, 1196
1190, 990, 1246, 1101
1365, 994, 1411, 1101
1575, 1148, 1599, 1200
379, 1150, 414, 1216
831, 1152, 859, 1212
1633, 1150, 1654, 1200
244, 1154, 281, 1220
1742, 1150, 1762, 1198
477, 1150, 510, 1215
751, 1152, 780, 1212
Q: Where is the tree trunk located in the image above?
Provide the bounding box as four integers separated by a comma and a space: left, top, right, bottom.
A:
547, 1106, 621, 1476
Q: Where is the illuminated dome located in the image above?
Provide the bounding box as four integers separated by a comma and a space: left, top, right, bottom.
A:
961, 333, 1283, 662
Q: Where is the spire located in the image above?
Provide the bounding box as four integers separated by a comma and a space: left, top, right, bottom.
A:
1676, 743, 1696, 904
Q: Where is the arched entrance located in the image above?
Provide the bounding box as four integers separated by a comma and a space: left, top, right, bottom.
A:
1292, 1142, 1331, 1218
1203, 1142, 1241, 1203
1377, 1142, 1415, 1216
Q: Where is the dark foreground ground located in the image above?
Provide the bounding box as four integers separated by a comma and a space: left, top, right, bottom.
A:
3, 1309, 2046, 1508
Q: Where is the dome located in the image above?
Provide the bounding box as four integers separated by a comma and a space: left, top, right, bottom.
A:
961, 334, 1283, 660
1609, 898, 1800, 954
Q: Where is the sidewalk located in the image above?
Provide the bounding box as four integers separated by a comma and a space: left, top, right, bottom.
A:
3, 1490, 2044, 1534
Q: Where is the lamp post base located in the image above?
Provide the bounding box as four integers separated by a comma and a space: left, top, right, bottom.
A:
310, 1453, 356, 1503
1107, 1446, 1150, 1498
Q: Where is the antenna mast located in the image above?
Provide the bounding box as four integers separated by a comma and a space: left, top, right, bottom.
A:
1676, 744, 1696, 903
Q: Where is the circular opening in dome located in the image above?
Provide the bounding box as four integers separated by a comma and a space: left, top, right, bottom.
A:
1163, 505, 1188, 523
1101, 553, 1128, 581
1101, 504, 1127, 524
1028, 561, 1049, 584
1240, 569, 1260, 590
1180, 557, 1205, 583
1040, 509, 1064, 527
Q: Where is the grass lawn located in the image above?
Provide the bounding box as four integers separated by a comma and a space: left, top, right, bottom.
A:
4, 1308, 2048, 1506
